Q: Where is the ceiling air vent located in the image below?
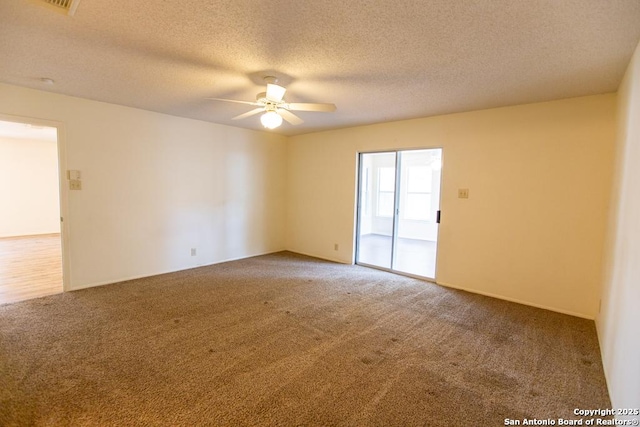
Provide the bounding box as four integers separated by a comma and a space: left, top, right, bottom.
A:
38, 0, 81, 16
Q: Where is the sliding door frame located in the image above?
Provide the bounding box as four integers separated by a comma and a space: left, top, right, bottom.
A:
355, 147, 444, 282
390, 152, 402, 270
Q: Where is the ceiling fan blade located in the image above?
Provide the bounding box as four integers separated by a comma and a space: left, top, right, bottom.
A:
266, 84, 287, 102
206, 97, 260, 106
232, 108, 264, 120
278, 109, 304, 125
286, 102, 337, 112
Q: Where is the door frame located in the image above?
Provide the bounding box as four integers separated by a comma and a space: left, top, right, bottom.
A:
0, 113, 70, 292
355, 147, 444, 281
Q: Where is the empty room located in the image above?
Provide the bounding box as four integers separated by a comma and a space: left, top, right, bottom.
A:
1, 1, 639, 426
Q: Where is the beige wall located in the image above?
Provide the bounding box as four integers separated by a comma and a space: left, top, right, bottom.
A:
287, 94, 616, 319
0, 83, 287, 290
0, 136, 61, 237
598, 40, 640, 411
0, 64, 634, 403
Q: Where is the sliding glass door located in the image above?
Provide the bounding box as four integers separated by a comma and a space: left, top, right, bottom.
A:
356, 152, 397, 269
356, 149, 442, 279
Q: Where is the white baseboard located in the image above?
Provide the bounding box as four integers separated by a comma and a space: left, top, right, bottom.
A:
284, 249, 352, 265
66, 250, 594, 321
435, 280, 595, 320
67, 248, 288, 292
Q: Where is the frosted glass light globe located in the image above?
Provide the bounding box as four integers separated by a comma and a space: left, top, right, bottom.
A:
260, 111, 283, 129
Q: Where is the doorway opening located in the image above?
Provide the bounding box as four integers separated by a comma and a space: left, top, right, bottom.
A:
356, 148, 442, 279
0, 119, 64, 304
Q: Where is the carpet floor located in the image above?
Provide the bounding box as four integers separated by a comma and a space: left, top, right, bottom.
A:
0, 251, 610, 426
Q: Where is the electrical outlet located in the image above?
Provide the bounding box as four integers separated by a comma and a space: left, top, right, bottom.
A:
69, 180, 82, 190
334, 243, 339, 251
458, 188, 469, 199
190, 248, 196, 256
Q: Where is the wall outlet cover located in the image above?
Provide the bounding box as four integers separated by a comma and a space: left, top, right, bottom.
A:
69, 179, 82, 190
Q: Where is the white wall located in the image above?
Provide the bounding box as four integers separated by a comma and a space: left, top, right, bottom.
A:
0, 136, 60, 237
597, 40, 640, 412
0, 83, 287, 290
287, 94, 615, 319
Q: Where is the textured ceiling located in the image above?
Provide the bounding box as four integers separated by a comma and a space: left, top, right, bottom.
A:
1, 1, 639, 136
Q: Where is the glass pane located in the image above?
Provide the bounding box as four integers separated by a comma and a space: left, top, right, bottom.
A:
357, 152, 396, 269
405, 193, 431, 220
407, 166, 431, 192
378, 167, 395, 192
377, 192, 394, 217
394, 149, 442, 278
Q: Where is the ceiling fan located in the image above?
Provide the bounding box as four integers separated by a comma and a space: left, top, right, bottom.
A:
207, 76, 337, 129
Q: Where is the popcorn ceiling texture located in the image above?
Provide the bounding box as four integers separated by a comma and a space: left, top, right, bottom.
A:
0, 1, 639, 135
0, 252, 611, 426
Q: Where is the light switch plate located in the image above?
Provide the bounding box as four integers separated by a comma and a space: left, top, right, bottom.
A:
67, 170, 81, 180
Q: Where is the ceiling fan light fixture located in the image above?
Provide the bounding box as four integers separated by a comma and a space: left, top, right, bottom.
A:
208, 78, 335, 129
260, 111, 283, 129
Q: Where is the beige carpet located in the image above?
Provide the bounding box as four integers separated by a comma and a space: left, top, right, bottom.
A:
0, 251, 610, 426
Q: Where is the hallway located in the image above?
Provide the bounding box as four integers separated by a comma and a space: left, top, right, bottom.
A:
0, 234, 63, 305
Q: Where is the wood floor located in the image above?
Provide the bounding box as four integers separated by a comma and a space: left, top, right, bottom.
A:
0, 234, 63, 305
